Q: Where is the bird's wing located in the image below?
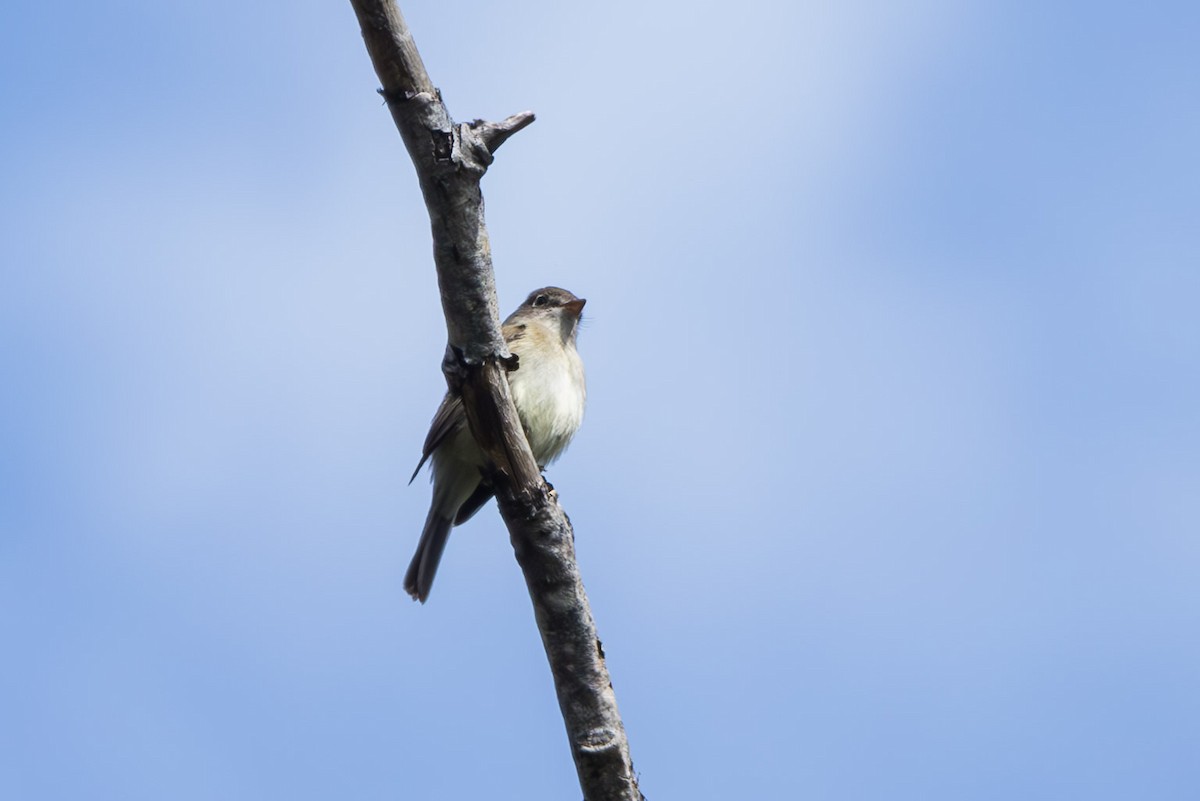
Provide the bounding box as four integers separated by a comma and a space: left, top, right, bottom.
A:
453, 483, 495, 525
409, 318, 530, 484
409, 393, 468, 484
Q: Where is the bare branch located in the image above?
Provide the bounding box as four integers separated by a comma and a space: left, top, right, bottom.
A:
348, 2, 641, 799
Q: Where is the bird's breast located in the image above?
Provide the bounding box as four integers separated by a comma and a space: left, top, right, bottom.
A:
507, 334, 586, 466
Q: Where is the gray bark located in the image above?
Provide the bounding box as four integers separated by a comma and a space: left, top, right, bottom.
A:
348, 3, 642, 799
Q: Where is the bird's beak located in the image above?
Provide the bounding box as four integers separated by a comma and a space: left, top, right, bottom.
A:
563, 298, 586, 317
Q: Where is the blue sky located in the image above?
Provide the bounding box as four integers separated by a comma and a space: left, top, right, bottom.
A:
2, 1, 1198, 799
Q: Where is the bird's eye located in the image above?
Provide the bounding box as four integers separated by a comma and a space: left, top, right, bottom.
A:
533, 294, 549, 307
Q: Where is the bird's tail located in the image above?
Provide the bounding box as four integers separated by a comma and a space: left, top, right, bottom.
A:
404, 510, 453, 603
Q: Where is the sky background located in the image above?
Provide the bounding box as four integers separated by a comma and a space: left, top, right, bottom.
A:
2, 1, 1198, 799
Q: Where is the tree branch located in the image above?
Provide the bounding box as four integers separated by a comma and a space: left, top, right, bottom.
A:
348, 2, 641, 799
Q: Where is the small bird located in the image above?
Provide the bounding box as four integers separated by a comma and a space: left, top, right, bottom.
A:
404, 287, 588, 602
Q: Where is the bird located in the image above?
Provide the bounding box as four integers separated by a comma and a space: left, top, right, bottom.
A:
404, 287, 587, 602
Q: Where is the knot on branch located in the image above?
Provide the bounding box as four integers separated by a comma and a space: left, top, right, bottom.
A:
496, 475, 553, 519
377, 86, 438, 107
454, 111, 537, 174
470, 111, 536, 154
577, 727, 622, 753
443, 343, 513, 379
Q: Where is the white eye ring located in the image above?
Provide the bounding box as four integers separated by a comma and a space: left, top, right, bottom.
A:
533, 294, 549, 307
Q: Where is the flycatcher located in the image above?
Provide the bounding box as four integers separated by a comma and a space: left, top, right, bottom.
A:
404, 287, 587, 602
